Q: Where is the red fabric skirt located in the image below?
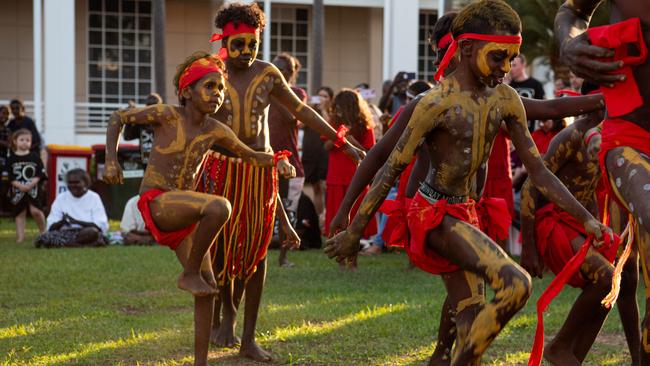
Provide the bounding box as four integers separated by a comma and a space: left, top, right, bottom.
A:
535, 203, 618, 288
137, 189, 197, 250
195, 152, 278, 285
476, 197, 512, 242
406, 192, 479, 275
379, 197, 413, 248
325, 183, 377, 238
598, 118, 650, 209
483, 176, 514, 217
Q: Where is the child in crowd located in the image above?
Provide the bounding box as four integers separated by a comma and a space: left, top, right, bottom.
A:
6, 129, 46, 243
324, 89, 377, 242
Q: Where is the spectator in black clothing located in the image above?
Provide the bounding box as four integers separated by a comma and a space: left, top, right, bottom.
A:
121, 93, 163, 165
508, 54, 546, 131
378, 71, 411, 116
0, 105, 11, 163
8, 99, 42, 153
303, 86, 332, 229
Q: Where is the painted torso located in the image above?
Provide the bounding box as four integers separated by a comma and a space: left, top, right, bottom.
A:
212, 60, 283, 152
119, 105, 219, 192
409, 79, 518, 197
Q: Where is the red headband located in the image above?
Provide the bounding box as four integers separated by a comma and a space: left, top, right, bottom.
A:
436, 32, 453, 50
178, 57, 224, 97
210, 22, 260, 60
434, 33, 522, 81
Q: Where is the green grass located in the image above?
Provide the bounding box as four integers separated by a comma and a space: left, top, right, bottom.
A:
0, 219, 639, 365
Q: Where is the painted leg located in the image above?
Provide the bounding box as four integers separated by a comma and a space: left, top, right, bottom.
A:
194, 294, 215, 366
428, 294, 457, 366
616, 248, 640, 366
426, 216, 532, 365
545, 237, 614, 365
605, 147, 650, 364
240, 257, 272, 362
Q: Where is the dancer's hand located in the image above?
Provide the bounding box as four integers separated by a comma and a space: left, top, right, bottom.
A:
560, 33, 624, 86
325, 229, 361, 262
281, 221, 301, 250
342, 142, 365, 165
584, 218, 613, 247
329, 211, 350, 236
277, 159, 296, 179
103, 160, 123, 184
521, 245, 544, 279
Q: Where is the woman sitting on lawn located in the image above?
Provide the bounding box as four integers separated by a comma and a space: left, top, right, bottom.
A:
36, 169, 109, 248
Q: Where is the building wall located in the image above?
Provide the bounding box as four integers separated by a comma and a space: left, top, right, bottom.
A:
164, 0, 214, 104
322, 6, 372, 94
0, 0, 34, 102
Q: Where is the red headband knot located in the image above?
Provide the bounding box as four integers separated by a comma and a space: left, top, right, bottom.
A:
210, 22, 261, 60
436, 32, 453, 51
178, 57, 224, 97
434, 33, 522, 82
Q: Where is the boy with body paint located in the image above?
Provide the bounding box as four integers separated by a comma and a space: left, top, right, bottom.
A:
103, 52, 293, 366
555, 0, 650, 362
325, 1, 611, 364
328, 9, 606, 366
195, 2, 363, 361
520, 85, 640, 365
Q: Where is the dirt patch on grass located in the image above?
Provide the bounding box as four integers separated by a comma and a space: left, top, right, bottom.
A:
595, 332, 626, 347
120, 305, 144, 315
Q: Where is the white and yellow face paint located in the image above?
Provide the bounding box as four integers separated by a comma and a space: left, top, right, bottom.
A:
227, 33, 259, 60
476, 42, 520, 77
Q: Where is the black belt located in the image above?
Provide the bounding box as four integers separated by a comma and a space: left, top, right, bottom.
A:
418, 181, 468, 204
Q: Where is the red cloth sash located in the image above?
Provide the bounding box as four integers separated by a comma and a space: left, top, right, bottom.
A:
587, 18, 648, 117
137, 189, 197, 250
379, 197, 413, 248
177, 57, 224, 97
598, 118, 650, 208
406, 192, 479, 274
529, 203, 619, 366
209, 22, 260, 60
434, 33, 522, 81
476, 197, 511, 242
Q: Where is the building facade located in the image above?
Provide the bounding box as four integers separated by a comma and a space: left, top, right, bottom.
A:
0, 0, 469, 146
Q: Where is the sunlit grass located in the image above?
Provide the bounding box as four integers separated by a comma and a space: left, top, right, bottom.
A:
0, 218, 639, 365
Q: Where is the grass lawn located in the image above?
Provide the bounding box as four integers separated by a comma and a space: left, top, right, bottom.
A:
0, 219, 639, 365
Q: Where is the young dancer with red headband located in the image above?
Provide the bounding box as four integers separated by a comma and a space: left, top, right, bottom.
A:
196, 3, 363, 362
103, 52, 296, 366
556, 1, 650, 363
326, 1, 611, 363
327, 9, 606, 365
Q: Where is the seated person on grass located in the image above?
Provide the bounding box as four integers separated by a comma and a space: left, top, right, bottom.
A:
325, 1, 611, 364
120, 195, 155, 245
37, 169, 109, 248
102, 51, 295, 366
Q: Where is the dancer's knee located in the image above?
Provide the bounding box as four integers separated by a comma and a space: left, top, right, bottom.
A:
500, 266, 532, 309
203, 197, 232, 223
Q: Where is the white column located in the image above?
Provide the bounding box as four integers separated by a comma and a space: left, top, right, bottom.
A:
388, 0, 418, 78
438, 0, 445, 18
44, 0, 75, 145
263, 0, 271, 62
33, 0, 42, 133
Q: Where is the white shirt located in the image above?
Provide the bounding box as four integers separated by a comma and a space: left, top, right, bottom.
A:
46, 190, 109, 232
120, 195, 145, 232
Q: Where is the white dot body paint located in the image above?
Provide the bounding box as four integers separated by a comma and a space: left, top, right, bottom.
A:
617, 157, 625, 167
630, 169, 638, 179
616, 177, 622, 187
630, 202, 634, 212
644, 184, 650, 191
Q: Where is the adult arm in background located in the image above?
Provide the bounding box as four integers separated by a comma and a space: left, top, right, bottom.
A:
328, 96, 422, 234
554, 0, 624, 84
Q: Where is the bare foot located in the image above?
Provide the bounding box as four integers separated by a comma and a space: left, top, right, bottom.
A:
240, 341, 272, 362
16, 236, 25, 244
177, 272, 218, 297
210, 322, 240, 347
279, 260, 295, 268
359, 244, 382, 256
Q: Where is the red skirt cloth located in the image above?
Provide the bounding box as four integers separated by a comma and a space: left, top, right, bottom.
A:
476, 197, 512, 242
137, 189, 197, 250
195, 152, 278, 285
325, 183, 377, 238
379, 197, 413, 248
598, 118, 650, 208
535, 203, 618, 288
406, 192, 479, 275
